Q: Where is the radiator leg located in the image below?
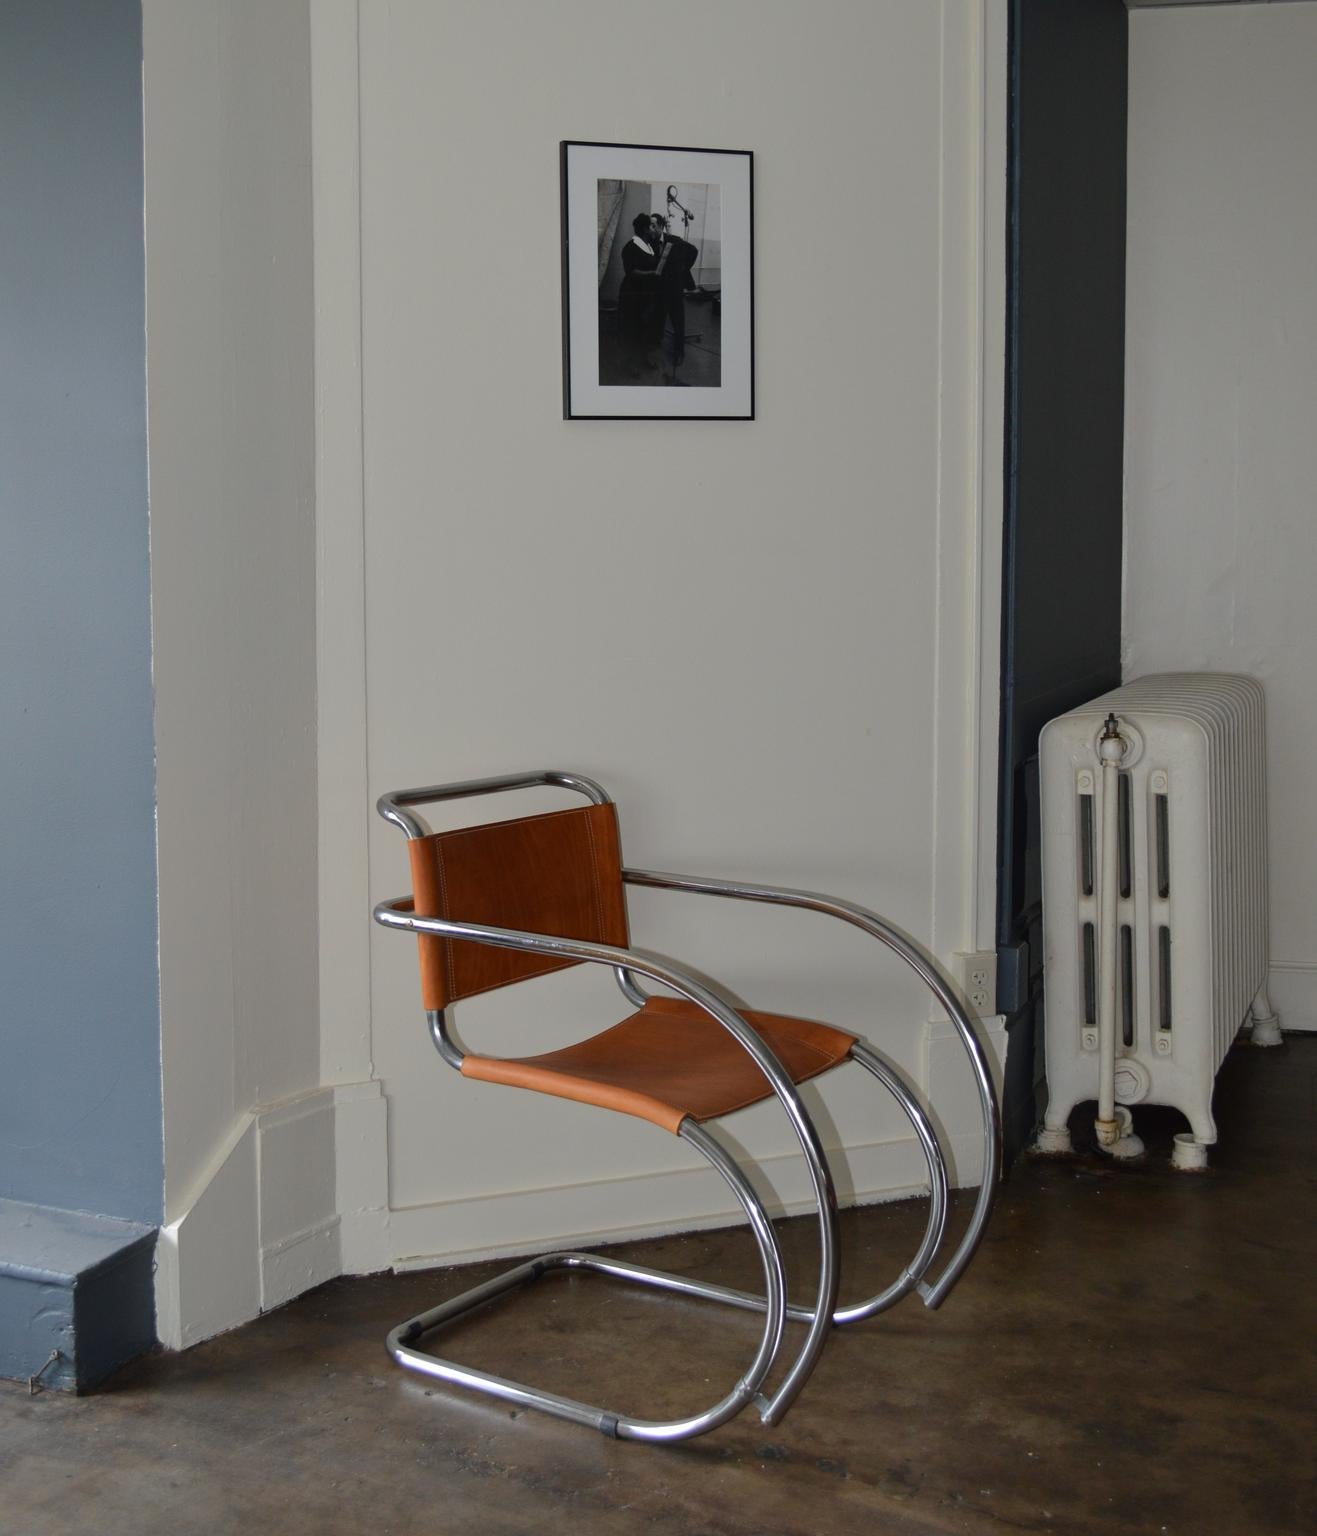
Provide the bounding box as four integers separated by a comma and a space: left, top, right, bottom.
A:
1249, 984, 1282, 1048
1186, 1104, 1218, 1147
1171, 1133, 1209, 1172
1035, 1124, 1073, 1155
1035, 1099, 1075, 1155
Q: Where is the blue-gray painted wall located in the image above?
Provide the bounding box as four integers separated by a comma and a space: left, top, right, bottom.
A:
0, 0, 162, 1227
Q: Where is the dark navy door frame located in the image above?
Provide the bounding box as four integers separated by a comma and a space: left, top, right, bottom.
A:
996, 0, 1129, 1161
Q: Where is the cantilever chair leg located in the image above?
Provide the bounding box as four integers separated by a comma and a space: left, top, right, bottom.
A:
621, 866, 1001, 1311
838, 1043, 949, 1321
382, 1039, 952, 1439
386, 1120, 788, 1443
642, 1045, 950, 1335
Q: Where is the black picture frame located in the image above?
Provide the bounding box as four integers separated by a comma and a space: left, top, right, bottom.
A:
560, 139, 754, 421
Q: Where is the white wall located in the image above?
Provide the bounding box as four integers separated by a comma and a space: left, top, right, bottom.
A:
143, 0, 1006, 1345
315, 0, 1008, 1268
1124, 2, 1317, 1030
142, 0, 339, 1341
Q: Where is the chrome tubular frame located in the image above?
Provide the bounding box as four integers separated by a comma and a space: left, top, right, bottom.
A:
425, 1008, 464, 1070
404, 923, 951, 1327
620, 867, 1001, 1309
386, 1120, 786, 1443
617, 1043, 950, 1332
372, 770, 1002, 1440
376, 769, 612, 838
836, 1042, 950, 1323
373, 899, 841, 1427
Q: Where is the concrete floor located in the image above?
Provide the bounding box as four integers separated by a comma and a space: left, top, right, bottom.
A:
3, 1038, 1314, 1535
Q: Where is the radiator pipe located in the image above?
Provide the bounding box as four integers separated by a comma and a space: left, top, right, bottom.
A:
1095, 714, 1126, 1149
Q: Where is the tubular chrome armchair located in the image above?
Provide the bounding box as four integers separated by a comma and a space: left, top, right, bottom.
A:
373, 771, 999, 1444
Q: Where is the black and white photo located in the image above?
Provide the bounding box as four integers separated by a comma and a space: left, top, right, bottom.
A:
601, 180, 720, 388
561, 142, 753, 419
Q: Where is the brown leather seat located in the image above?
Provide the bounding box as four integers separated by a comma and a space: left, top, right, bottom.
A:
461, 994, 857, 1135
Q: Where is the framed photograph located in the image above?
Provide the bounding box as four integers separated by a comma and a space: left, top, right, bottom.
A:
560, 140, 754, 420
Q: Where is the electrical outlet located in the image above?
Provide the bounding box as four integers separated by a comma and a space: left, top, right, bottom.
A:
954, 951, 997, 1016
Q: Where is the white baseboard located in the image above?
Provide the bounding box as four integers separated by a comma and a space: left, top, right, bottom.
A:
924, 1013, 1006, 1187
389, 1131, 933, 1271
333, 1079, 392, 1274
1268, 962, 1317, 1033
156, 1079, 390, 1350
389, 1017, 1006, 1273
155, 1116, 260, 1350
256, 1088, 339, 1311
155, 1017, 1004, 1342
261, 1214, 342, 1311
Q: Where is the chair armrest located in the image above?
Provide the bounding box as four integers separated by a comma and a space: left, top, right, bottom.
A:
621, 866, 1001, 1308
373, 895, 829, 1156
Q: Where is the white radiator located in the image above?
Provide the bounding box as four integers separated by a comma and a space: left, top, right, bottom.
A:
1039, 673, 1277, 1161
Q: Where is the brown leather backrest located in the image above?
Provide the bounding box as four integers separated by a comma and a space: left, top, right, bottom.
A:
405, 803, 629, 1010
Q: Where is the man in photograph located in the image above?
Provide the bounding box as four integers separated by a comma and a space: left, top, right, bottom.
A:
651, 214, 700, 383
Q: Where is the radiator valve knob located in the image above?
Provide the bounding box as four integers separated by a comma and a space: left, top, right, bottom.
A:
1099, 714, 1127, 764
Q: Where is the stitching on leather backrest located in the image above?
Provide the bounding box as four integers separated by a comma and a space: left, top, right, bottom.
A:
433, 838, 455, 1005
583, 811, 609, 943
434, 806, 587, 846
